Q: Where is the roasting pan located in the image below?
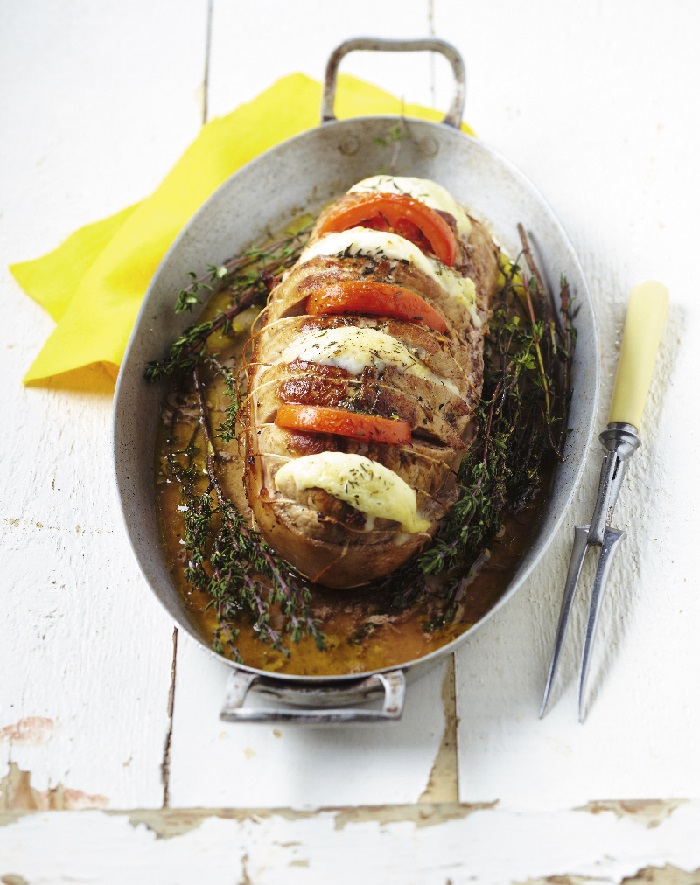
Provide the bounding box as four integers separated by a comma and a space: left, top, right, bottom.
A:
113, 38, 599, 722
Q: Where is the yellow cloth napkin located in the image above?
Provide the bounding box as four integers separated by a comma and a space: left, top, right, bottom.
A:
11, 73, 473, 392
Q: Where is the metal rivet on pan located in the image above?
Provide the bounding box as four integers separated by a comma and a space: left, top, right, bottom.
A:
338, 135, 361, 156
418, 136, 439, 157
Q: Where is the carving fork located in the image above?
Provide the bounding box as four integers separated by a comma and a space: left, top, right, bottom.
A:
540, 281, 668, 721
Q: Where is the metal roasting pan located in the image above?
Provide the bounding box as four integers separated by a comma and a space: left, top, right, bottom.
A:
112, 38, 599, 722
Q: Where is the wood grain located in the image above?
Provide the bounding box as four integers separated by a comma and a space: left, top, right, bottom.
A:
0, 0, 209, 809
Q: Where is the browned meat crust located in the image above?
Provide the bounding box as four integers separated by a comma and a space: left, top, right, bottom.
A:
242, 187, 500, 588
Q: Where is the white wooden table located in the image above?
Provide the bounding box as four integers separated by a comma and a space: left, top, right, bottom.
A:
1, 2, 698, 882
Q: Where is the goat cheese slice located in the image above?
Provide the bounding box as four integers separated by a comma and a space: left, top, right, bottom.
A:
298, 227, 479, 324
274, 451, 430, 534
349, 175, 472, 240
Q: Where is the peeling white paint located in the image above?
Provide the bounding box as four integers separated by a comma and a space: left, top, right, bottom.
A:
0, 804, 699, 884
0, 718, 55, 747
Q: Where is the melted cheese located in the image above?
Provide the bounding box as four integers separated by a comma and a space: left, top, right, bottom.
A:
278, 325, 459, 395
274, 452, 430, 534
349, 175, 472, 240
299, 227, 479, 324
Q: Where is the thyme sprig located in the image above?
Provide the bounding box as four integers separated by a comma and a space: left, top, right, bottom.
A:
174, 228, 313, 314
207, 356, 240, 443
378, 234, 575, 629
185, 365, 325, 661
148, 223, 324, 660
144, 225, 311, 382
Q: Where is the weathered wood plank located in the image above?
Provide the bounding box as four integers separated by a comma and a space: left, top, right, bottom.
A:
442, 0, 700, 806
0, 0, 210, 809
1, 801, 700, 884
167, 635, 451, 808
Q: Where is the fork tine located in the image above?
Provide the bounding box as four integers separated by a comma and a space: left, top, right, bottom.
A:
577, 527, 626, 722
539, 525, 591, 718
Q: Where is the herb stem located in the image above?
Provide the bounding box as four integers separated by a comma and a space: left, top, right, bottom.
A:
191, 363, 325, 658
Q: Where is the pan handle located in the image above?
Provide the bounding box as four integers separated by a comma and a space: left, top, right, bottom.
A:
220, 669, 406, 723
322, 37, 466, 129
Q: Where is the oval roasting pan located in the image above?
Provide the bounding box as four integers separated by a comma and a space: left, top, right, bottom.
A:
113, 39, 599, 722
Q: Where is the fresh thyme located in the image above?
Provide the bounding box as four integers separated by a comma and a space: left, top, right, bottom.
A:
377, 233, 575, 629
207, 356, 240, 443
189, 365, 325, 661
148, 224, 325, 661
149, 216, 574, 660
144, 225, 311, 381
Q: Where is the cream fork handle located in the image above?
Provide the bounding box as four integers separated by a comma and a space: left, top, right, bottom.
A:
608, 281, 669, 428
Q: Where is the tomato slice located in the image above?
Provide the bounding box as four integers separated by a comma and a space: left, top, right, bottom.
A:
275, 404, 411, 445
306, 281, 448, 334
317, 192, 458, 267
